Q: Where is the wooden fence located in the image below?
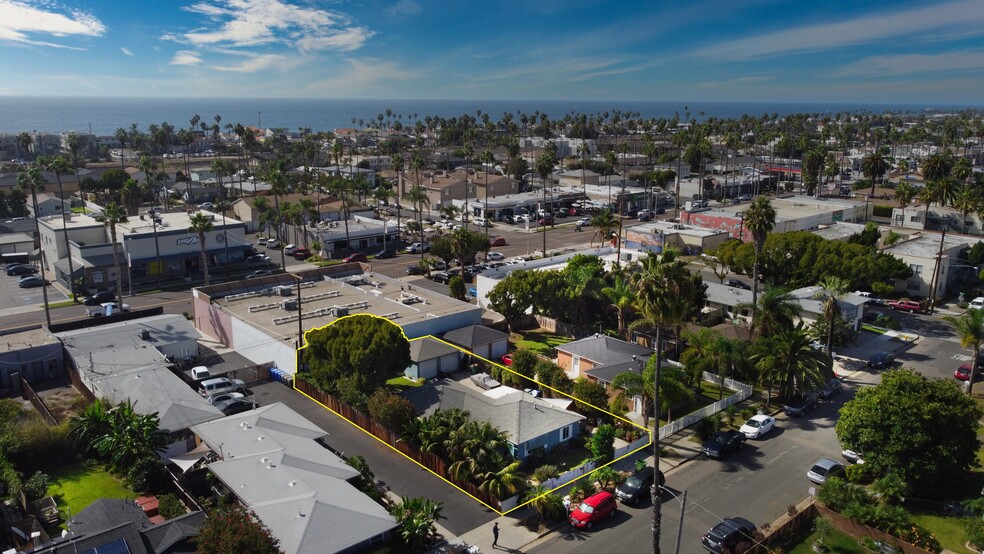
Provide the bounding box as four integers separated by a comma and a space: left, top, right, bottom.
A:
816, 504, 934, 554
20, 376, 57, 426
294, 379, 501, 510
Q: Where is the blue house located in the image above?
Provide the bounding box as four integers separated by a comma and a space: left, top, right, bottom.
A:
404, 380, 585, 461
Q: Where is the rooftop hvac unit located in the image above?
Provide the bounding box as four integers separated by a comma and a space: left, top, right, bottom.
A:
333, 307, 349, 317
281, 299, 298, 311
139, 329, 150, 340
277, 286, 293, 297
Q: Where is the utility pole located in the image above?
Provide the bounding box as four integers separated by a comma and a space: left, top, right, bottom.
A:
928, 226, 948, 314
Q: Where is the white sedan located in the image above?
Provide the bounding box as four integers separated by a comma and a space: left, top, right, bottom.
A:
739, 414, 776, 439
486, 251, 504, 261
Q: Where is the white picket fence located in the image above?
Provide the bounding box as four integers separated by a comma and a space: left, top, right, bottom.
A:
657, 371, 753, 440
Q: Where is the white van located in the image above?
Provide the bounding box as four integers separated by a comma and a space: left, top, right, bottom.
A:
198, 377, 246, 397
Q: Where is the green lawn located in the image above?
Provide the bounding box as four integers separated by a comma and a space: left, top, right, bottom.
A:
47, 463, 135, 526
386, 376, 424, 389
45, 300, 77, 309
910, 511, 971, 553
513, 330, 570, 356
787, 528, 868, 553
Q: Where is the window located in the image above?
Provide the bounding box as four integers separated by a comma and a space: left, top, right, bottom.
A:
909, 264, 922, 274
571, 355, 580, 374
906, 280, 921, 291
561, 425, 571, 441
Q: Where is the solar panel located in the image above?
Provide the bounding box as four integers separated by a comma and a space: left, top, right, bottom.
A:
78, 538, 132, 554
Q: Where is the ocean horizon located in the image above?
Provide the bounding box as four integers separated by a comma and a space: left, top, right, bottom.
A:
0, 96, 978, 136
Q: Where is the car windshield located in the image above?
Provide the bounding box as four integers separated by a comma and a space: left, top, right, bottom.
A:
747, 419, 762, 428
577, 502, 594, 514
625, 476, 642, 488
713, 434, 729, 443
810, 464, 829, 476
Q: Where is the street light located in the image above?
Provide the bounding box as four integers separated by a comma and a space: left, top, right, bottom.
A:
661, 486, 688, 554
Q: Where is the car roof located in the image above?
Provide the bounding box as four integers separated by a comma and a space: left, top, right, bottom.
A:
200, 377, 231, 386
747, 414, 771, 422
582, 491, 613, 505
710, 517, 755, 537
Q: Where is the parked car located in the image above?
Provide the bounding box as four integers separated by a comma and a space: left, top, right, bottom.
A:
6, 264, 37, 276
343, 253, 367, 263
569, 491, 617, 530
257, 237, 269, 246
737, 194, 752, 201
292, 248, 311, 260
265, 239, 281, 249
971, 297, 984, 310
206, 391, 244, 405
431, 259, 448, 271
818, 377, 843, 399
538, 216, 555, 226
198, 377, 247, 398
701, 517, 756, 553
283, 244, 297, 255
246, 254, 271, 266
375, 249, 396, 259
702, 430, 746, 458
85, 302, 130, 317
406, 264, 425, 276
491, 237, 507, 246
431, 272, 451, 284
191, 366, 212, 381
407, 242, 431, 254
782, 392, 818, 417
954, 363, 983, 381
867, 351, 895, 369
198, 202, 214, 210
470, 373, 501, 390
807, 458, 846, 485
246, 270, 274, 279
18, 276, 48, 288
82, 291, 116, 306
887, 299, 921, 313
577, 217, 591, 226
615, 468, 663, 504
214, 397, 257, 416
724, 279, 751, 290
485, 251, 504, 261
738, 414, 775, 439
842, 448, 865, 465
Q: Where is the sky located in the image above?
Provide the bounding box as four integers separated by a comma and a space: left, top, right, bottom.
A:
1, 0, 983, 104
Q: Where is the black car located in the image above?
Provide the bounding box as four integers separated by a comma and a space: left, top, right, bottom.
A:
702, 517, 756, 553
431, 271, 451, 284
782, 391, 818, 417
83, 291, 116, 306
724, 279, 751, 290
868, 351, 895, 369
615, 468, 664, 504
406, 264, 425, 276
375, 249, 396, 259
214, 397, 257, 416
6, 264, 37, 276
818, 377, 843, 399
702, 430, 746, 458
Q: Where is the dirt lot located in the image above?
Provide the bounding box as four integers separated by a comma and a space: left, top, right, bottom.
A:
21, 380, 85, 423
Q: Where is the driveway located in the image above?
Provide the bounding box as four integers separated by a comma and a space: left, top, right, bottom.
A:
249, 381, 497, 536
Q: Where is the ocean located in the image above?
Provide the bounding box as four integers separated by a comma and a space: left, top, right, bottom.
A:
0, 96, 973, 136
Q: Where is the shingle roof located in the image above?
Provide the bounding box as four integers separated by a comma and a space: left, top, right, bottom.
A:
95, 365, 224, 433
139, 511, 205, 553
409, 337, 461, 362
441, 325, 509, 350
71, 499, 153, 535
555, 335, 652, 367
404, 381, 584, 446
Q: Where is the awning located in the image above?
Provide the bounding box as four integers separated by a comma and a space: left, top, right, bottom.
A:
163, 441, 212, 473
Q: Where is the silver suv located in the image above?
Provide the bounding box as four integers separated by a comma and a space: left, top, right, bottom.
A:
198, 377, 246, 398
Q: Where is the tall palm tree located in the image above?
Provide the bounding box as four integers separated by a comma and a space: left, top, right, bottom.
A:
744, 196, 776, 336
894, 181, 916, 226
476, 460, 525, 502
96, 202, 128, 304
631, 248, 695, 552
817, 276, 849, 357
66, 132, 87, 213
753, 323, 832, 404
211, 158, 235, 276
188, 212, 214, 285
265, 164, 289, 268
590, 209, 618, 248
740, 287, 801, 339
391, 153, 405, 243
41, 155, 79, 300
944, 308, 984, 396
602, 276, 636, 340
410, 154, 427, 262
114, 128, 128, 170
535, 153, 554, 256
480, 149, 495, 235
861, 150, 888, 203
17, 166, 52, 326
16, 131, 33, 161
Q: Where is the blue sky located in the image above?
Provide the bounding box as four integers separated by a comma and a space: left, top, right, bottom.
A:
1, 0, 983, 103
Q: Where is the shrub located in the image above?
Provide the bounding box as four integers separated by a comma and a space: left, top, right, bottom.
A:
448, 275, 466, 300
590, 425, 616, 464
532, 464, 558, 484
22, 471, 49, 501
125, 455, 167, 492
158, 494, 186, 519
367, 391, 417, 433
966, 517, 984, 550
693, 415, 722, 442
568, 479, 595, 504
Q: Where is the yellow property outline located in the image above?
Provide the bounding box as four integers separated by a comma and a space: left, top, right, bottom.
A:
294, 313, 653, 515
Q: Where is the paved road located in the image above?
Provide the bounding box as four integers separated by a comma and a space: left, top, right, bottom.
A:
250, 380, 498, 536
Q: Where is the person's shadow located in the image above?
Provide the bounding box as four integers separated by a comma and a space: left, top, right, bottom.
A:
492, 546, 521, 553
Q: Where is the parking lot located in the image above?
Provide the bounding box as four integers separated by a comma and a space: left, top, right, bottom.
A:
0, 266, 68, 314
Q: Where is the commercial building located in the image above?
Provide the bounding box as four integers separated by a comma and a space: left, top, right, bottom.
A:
0, 232, 35, 254
192, 264, 483, 375
625, 221, 730, 256
38, 209, 249, 289
315, 215, 400, 255
680, 195, 870, 241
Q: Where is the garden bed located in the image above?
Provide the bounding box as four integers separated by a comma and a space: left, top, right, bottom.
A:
786, 527, 870, 553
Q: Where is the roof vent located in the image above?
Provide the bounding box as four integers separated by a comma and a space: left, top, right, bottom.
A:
139, 329, 150, 340
260, 456, 270, 464
288, 480, 298, 487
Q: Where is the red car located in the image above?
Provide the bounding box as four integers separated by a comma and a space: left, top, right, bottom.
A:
570, 491, 617, 529
343, 253, 367, 263
955, 363, 982, 381
501, 354, 513, 366
887, 299, 921, 313
491, 237, 507, 247
538, 216, 555, 226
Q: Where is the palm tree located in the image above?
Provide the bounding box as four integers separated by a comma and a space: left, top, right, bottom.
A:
894, 181, 916, 226
188, 212, 214, 285
96, 202, 128, 304
389, 496, 445, 553
523, 486, 565, 524
861, 150, 888, 202
476, 460, 525, 502
753, 323, 832, 404
114, 128, 128, 170
17, 166, 52, 326
740, 287, 801, 339
602, 276, 636, 340
944, 308, 984, 396
16, 131, 33, 161
41, 155, 79, 300
817, 276, 849, 357
744, 196, 776, 336
410, 155, 427, 261
265, 164, 289, 268
481, 149, 495, 235
953, 186, 977, 234
66, 132, 88, 213
535, 153, 554, 256
68, 400, 110, 457
590, 209, 618, 248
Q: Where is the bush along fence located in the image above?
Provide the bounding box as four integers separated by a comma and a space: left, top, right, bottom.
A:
294, 378, 502, 511
658, 372, 753, 440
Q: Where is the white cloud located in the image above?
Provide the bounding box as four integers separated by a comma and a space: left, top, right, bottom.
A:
834, 50, 984, 77
694, 0, 984, 61
209, 53, 286, 72
0, 0, 105, 48
177, 0, 373, 52
170, 50, 203, 65
385, 0, 421, 18
696, 75, 775, 89
121, 47, 134, 56
306, 58, 420, 95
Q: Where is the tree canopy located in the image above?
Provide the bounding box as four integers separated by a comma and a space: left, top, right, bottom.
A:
193, 502, 281, 554
835, 368, 982, 494
302, 315, 411, 408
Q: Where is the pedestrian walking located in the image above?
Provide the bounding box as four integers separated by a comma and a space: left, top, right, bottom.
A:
492, 522, 499, 548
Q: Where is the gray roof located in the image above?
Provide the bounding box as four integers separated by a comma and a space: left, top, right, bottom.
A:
58, 314, 202, 374
787, 286, 869, 317
410, 337, 461, 362
71, 498, 153, 535
26, 522, 151, 554
191, 403, 396, 554
555, 334, 652, 367
441, 325, 509, 350
704, 282, 754, 308
140, 511, 206, 553
94, 365, 223, 433
404, 381, 584, 446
